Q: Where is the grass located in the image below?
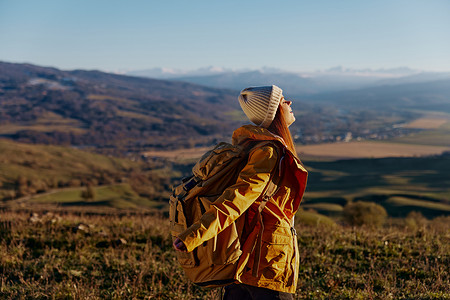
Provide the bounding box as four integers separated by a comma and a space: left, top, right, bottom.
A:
392, 129, 450, 147
0, 139, 141, 182
392, 117, 450, 147
27, 184, 164, 209
297, 140, 450, 159
0, 139, 175, 206
0, 111, 86, 135
0, 124, 86, 135
301, 203, 344, 215
0, 209, 448, 299
302, 154, 450, 219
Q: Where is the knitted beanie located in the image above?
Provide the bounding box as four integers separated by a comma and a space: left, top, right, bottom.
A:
238, 85, 283, 128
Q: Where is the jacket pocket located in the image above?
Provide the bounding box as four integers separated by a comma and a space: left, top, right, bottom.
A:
259, 228, 292, 280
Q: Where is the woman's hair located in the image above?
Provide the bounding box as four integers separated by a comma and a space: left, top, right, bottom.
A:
267, 104, 297, 157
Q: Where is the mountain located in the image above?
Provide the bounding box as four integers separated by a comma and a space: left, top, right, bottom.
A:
172, 70, 319, 95
0, 61, 243, 151
2, 61, 448, 153
304, 79, 450, 112
126, 66, 236, 79
126, 66, 447, 95
373, 72, 450, 86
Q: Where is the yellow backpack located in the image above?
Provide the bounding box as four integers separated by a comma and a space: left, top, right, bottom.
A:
169, 141, 281, 287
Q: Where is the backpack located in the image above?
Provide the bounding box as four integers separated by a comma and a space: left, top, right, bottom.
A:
169, 141, 282, 287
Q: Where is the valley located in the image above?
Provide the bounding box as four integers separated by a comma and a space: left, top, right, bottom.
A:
1, 61, 450, 221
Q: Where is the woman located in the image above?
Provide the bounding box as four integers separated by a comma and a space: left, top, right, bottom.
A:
173, 85, 308, 299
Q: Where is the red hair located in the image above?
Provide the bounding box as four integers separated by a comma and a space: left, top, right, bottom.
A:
267, 104, 297, 157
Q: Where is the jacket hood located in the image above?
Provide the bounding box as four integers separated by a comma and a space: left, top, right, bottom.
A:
232, 125, 287, 147
232, 125, 307, 173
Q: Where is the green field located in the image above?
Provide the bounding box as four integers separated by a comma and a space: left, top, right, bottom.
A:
0, 139, 175, 207
302, 154, 450, 218
26, 184, 165, 209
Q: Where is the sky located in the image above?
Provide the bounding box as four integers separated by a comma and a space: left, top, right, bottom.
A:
1, 0, 449, 73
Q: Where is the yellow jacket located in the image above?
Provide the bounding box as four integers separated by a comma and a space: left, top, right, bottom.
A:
178, 125, 308, 293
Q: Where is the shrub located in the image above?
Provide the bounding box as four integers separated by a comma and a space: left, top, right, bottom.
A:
296, 209, 336, 227
343, 201, 387, 227
404, 211, 428, 230
81, 184, 96, 201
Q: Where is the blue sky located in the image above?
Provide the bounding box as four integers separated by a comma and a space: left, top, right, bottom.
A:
1, 0, 449, 72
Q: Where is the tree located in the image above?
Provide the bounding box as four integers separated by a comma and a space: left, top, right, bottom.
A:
15, 175, 29, 197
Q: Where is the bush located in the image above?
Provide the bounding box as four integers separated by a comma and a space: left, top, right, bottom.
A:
404, 211, 428, 230
296, 209, 336, 227
343, 201, 387, 227
81, 184, 96, 201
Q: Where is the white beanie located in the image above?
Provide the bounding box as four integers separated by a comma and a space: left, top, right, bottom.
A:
238, 85, 283, 128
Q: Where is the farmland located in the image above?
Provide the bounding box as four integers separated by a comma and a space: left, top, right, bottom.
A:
297, 141, 450, 160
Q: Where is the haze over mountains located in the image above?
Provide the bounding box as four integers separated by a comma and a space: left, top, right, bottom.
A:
126, 66, 450, 96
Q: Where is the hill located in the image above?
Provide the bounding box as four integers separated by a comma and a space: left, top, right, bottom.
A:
0, 139, 176, 208
0, 61, 242, 151
303, 154, 450, 218
2, 61, 430, 152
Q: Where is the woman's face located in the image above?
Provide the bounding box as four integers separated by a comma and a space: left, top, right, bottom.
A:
280, 97, 295, 127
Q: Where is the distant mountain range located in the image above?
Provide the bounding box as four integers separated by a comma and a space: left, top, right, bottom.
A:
304, 79, 450, 112
126, 66, 450, 96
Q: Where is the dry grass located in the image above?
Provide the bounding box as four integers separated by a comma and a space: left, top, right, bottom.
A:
404, 118, 449, 129
297, 141, 450, 160
143, 147, 211, 160
143, 141, 450, 161
0, 209, 448, 299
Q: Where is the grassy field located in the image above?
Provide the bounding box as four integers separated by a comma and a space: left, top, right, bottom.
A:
0, 139, 141, 185
297, 141, 450, 160
144, 141, 450, 161
393, 116, 450, 147
302, 154, 450, 219
0, 139, 176, 205
404, 117, 449, 129
0, 210, 448, 299
22, 184, 165, 210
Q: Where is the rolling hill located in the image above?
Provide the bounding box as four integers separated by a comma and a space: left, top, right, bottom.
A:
0, 138, 176, 208
1, 62, 450, 218
0, 61, 242, 151
2, 61, 427, 152
302, 153, 450, 218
